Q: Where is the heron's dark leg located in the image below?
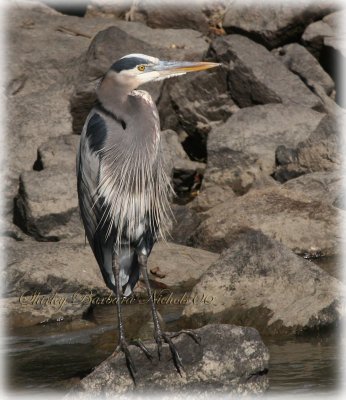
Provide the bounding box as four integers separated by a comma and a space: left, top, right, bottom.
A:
138, 254, 198, 375
112, 249, 137, 382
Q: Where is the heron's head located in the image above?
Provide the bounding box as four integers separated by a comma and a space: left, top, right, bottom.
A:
107, 53, 220, 90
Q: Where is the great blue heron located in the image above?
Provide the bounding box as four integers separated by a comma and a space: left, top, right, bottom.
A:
76, 53, 219, 381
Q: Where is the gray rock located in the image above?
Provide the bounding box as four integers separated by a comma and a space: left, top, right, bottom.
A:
273, 115, 341, 182
302, 10, 346, 58
71, 23, 210, 134
12, 134, 84, 242
7, 86, 73, 181
13, 167, 79, 241
85, 0, 130, 19
183, 230, 344, 335
161, 129, 206, 199
209, 34, 323, 110
192, 186, 342, 257
34, 135, 80, 170
6, 6, 117, 179
0, 218, 32, 242
158, 68, 237, 161
125, 0, 227, 35
223, 1, 336, 49
2, 294, 91, 328
4, 237, 218, 299
169, 205, 202, 246
188, 181, 236, 212
283, 170, 343, 206
4, 240, 108, 298
273, 43, 334, 95
147, 242, 219, 292
205, 104, 324, 194
68, 324, 269, 396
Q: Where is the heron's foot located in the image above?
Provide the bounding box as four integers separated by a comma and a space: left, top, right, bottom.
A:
130, 338, 154, 361
114, 338, 137, 383
154, 329, 200, 375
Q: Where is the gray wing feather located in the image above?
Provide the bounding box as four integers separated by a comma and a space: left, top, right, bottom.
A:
77, 111, 118, 291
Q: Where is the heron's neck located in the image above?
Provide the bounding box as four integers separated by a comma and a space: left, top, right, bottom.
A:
96, 74, 132, 119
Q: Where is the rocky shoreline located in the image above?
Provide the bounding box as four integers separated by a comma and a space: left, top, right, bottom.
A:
2, 0, 344, 395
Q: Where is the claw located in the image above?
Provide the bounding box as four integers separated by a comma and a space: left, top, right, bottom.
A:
114, 339, 137, 385
130, 338, 154, 361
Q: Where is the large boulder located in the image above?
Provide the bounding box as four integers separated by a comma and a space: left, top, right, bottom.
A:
223, 1, 336, 49
13, 168, 79, 241
13, 135, 82, 241
272, 115, 341, 182
68, 324, 269, 396
205, 104, 325, 194
34, 135, 80, 170
272, 43, 334, 95
302, 10, 346, 106
209, 34, 323, 110
192, 186, 342, 257
6, 4, 118, 180
71, 23, 210, 134
283, 170, 344, 207
302, 10, 346, 59
183, 230, 344, 335
158, 68, 237, 161
188, 180, 236, 212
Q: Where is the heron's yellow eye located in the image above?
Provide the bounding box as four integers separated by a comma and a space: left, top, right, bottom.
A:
137, 65, 145, 72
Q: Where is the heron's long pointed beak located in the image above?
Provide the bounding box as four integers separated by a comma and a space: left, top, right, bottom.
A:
154, 60, 220, 77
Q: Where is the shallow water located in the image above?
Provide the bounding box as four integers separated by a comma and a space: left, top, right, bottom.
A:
4, 255, 341, 394
5, 299, 340, 395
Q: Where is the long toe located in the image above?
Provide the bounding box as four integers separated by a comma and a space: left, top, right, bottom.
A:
123, 343, 137, 383
113, 340, 138, 385
130, 338, 154, 361
162, 332, 184, 376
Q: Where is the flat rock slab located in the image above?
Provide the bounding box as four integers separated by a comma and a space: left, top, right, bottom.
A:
183, 230, 345, 336
4, 240, 107, 298
209, 34, 322, 110
68, 324, 269, 396
2, 294, 91, 328
192, 186, 342, 257
4, 239, 218, 298
148, 242, 219, 291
